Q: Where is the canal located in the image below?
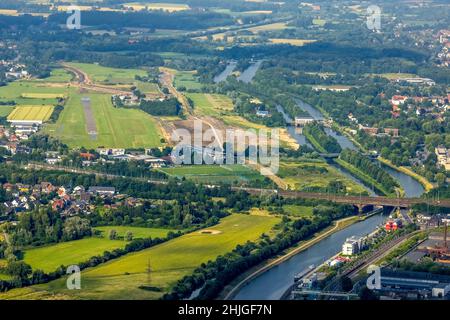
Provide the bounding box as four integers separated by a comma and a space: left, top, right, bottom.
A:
232, 98, 426, 300
233, 212, 387, 300
213, 61, 237, 83
289, 98, 425, 198
237, 60, 263, 83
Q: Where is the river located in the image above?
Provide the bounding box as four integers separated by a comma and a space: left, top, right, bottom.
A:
287, 99, 425, 198
237, 60, 263, 83
233, 212, 387, 300
231, 98, 425, 300
213, 61, 237, 83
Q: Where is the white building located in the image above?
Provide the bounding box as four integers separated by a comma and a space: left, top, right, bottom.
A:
342, 236, 365, 255
294, 117, 315, 127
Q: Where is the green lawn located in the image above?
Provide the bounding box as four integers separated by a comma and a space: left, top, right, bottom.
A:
159, 164, 267, 185
3, 214, 280, 300
282, 205, 314, 218
23, 237, 127, 273
45, 92, 164, 148
94, 226, 175, 239
67, 62, 147, 84
174, 70, 203, 90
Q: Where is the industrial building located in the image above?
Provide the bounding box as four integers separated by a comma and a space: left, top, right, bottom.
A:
376, 269, 450, 300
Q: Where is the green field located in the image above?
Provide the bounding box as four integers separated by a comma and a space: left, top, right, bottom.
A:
282, 205, 314, 218
94, 226, 175, 239
159, 164, 267, 185
67, 62, 147, 84
0, 106, 15, 117
8, 105, 54, 122
278, 160, 367, 194
23, 237, 127, 273
45, 92, 164, 148
174, 70, 203, 90
187, 93, 234, 117
0, 81, 68, 105
40, 69, 73, 82
2, 214, 280, 300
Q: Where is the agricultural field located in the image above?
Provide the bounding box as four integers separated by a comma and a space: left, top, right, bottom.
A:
44, 92, 164, 148
187, 93, 234, 117
123, 2, 190, 12
278, 160, 367, 194
0, 106, 15, 117
173, 70, 203, 90
21, 93, 66, 99
1, 214, 280, 300
23, 237, 127, 273
39, 69, 73, 82
7, 105, 54, 122
269, 39, 316, 46
0, 81, 68, 105
247, 22, 289, 33
94, 226, 175, 240
159, 164, 268, 185
66, 62, 147, 84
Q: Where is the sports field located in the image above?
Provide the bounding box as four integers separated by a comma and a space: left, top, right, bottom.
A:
187, 93, 234, 117
45, 93, 164, 148
7, 105, 54, 122
159, 164, 267, 185
66, 62, 147, 84
94, 226, 175, 240
3, 214, 280, 300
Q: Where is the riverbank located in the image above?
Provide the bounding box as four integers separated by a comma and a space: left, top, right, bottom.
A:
334, 158, 395, 197
220, 214, 362, 300
378, 157, 434, 193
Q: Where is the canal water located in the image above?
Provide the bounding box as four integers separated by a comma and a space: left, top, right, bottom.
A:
237, 60, 263, 83
288, 99, 425, 198
213, 61, 237, 83
233, 212, 386, 300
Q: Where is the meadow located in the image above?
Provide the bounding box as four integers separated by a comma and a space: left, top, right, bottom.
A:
93, 226, 174, 239
174, 70, 203, 90
2, 214, 280, 300
23, 237, 127, 273
159, 164, 267, 185
278, 160, 367, 194
282, 204, 314, 218
44, 92, 164, 148
187, 93, 234, 117
66, 62, 147, 84
0, 81, 68, 105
